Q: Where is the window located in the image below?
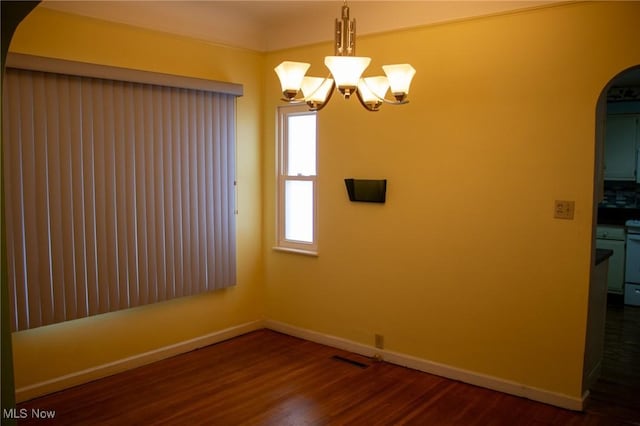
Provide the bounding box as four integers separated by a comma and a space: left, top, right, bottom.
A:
3, 56, 240, 331
276, 105, 318, 254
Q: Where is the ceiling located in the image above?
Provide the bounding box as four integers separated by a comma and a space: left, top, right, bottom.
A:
37, 1, 640, 87
40, 1, 563, 52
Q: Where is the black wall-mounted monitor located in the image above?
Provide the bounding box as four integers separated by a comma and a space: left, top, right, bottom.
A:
344, 179, 387, 203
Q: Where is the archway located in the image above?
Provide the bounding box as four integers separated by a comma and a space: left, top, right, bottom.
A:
586, 64, 640, 420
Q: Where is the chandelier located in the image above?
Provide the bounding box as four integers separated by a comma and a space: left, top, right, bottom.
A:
274, 2, 416, 112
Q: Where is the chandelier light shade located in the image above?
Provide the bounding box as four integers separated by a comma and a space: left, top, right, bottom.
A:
357, 76, 390, 111
324, 56, 371, 98
301, 76, 335, 110
275, 61, 311, 100
274, 1, 416, 112
382, 64, 417, 102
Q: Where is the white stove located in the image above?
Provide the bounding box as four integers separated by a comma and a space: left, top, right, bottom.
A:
626, 219, 640, 233
625, 219, 640, 306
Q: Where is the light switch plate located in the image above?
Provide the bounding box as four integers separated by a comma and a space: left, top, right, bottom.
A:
554, 200, 575, 220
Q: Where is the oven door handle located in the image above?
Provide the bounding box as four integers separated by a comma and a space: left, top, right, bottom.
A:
628, 233, 640, 242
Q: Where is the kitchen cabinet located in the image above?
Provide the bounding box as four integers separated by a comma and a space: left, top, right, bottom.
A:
583, 249, 613, 394
595, 225, 625, 294
604, 114, 639, 181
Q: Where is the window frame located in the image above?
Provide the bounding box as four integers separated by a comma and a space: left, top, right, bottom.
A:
276, 105, 318, 255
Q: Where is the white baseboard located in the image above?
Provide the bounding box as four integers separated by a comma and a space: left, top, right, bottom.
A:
264, 319, 586, 411
15, 320, 264, 403
582, 359, 602, 396
17, 319, 587, 411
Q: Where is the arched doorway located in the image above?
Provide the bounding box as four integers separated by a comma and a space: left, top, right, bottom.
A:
586, 65, 640, 422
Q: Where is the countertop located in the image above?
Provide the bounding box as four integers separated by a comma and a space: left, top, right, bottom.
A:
595, 248, 614, 266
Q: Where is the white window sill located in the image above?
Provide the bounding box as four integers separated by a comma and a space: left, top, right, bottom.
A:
272, 246, 318, 257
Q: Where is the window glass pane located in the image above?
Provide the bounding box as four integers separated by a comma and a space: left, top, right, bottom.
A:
285, 180, 313, 243
287, 114, 316, 176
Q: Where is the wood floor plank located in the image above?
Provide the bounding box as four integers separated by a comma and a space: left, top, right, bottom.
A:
585, 303, 640, 425
16, 328, 638, 425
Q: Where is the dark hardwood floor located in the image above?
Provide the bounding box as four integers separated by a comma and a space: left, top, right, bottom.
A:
585, 302, 640, 425
16, 327, 638, 425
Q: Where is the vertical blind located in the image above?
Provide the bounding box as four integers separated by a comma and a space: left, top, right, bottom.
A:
2, 67, 237, 331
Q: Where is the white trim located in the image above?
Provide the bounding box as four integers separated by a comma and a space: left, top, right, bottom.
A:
264, 319, 586, 411
265, 320, 379, 358
6, 52, 243, 96
275, 105, 319, 253
15, 320, 264, 403
16, 319, 587, 411
582, 359, 602, 396
272, 246, 319, 257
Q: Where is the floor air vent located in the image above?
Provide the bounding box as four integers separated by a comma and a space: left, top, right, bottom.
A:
331, 355, 369, 369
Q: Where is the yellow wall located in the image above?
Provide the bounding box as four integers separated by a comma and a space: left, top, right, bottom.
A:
263, 1, 640, 398
8, 7, 264, 395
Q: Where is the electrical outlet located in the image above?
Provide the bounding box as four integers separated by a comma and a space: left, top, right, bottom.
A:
375, 334, 384, 349
554, 200, 575, 220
